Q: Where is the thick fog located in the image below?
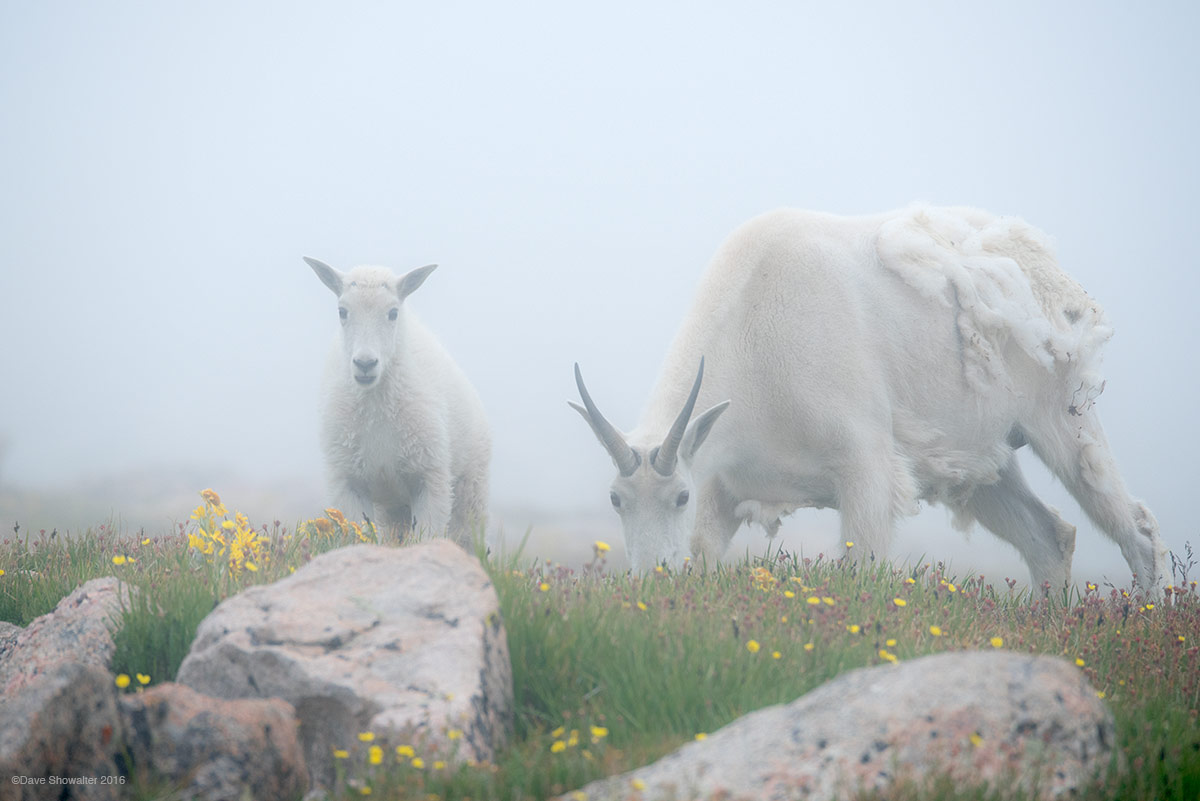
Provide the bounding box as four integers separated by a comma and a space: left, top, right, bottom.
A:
1, 2, 1197, 585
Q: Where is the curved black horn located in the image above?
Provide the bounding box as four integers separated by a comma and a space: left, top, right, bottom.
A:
653, 357, 705, 476
574, 363, 640, 476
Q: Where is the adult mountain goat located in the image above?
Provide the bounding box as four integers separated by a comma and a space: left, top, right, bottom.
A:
306, 257, 490, 544
572, 206, 1167, 596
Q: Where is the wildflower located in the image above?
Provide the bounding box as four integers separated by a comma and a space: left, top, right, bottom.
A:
411, 757, 425, 769
448, 728, 463, 740
878, 649, 898, 663
1179, 635, 1186, 643
886, 639, 897, 647
806, 596, 821, 606
746, 639, 761, 653
245, 561, 258, 572
115, 674, 131, 689
1086, 582, 1097, 591
572, 792, 588, 801
141, 538, 151, 546
111, 555, 129, 566
200, 488, 222, 507
358, 731, 375, 742
1097, 691, 1107, 699
846, 624, 860, 634
433, 760, 446, 770
784, 590, 795, 598
550, 739, 567, 753
136, 673, 150, 685
845, 541, 855, 548
905, 577, 916, 584
969, 732, 983, 747
822, 597, 835, 606
1145, 603, 1155, 610
947, 583, 957, 593
695, 732, 708, 741
326, 507, 349, 529
539, 582, 550, 592
631, 779, 647, 791
551, 726, 565, 739
590, 726, 608, 740
893, 598, 907, 607
804, 642, 815, 651
1075, 658, 1086, 667
594, 540, 611, 554
0, 570, 4, 577
990, 636, 1004, 648
567, 730, 579, 747
333, 749, 349, 759
655, 565, 664, 574
360, 789, 371, 797
368, 745, 383, 765
637, 601, 647, 611
780, 615, 788, 623
929, 626, 943, 637
396, 745, 415, 758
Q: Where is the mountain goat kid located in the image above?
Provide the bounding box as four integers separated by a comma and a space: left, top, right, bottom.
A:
572, 205, 1168, 597
306, 257, 490, 545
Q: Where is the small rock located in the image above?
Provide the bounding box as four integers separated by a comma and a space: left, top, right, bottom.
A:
567, 651, 1116, 801
0, 661, 123, 801
177, 540, 513, 788
0, 577, 135, 695
119, 682, 307, 801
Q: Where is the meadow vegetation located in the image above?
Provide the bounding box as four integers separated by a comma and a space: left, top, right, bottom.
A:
1, 490, 1197, 800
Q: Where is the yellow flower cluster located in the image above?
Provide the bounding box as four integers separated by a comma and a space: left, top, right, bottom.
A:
299, 507, 375, 543
187, 489, 268, 575
750, 566, 777, 592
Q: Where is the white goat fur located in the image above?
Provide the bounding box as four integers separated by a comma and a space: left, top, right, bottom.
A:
307, 258, 490, 544
572, 205, 1168, 595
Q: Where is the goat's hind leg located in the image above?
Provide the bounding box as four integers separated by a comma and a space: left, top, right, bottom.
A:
961, 456, 1075, 595
1028, 412, 1167, 597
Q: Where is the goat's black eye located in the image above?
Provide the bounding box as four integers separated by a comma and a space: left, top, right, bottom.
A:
610, 492, 621, 509
676, 490, 690, 507
388, 308, 399, 321
338, 307, 348, 321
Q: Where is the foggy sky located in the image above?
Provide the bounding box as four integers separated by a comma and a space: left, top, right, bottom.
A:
2, 2, 1197, 584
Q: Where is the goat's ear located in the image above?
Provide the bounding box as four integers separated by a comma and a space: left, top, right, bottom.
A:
398, 264, 438, 300
682, 400, 730, 461
305, 257, 343, 296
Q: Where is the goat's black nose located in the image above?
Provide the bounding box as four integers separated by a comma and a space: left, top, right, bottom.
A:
353, 357, 379, 372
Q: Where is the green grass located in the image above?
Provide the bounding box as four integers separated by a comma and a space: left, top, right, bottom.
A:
1, 498, 1198, 800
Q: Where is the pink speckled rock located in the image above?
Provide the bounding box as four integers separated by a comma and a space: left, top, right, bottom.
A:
565, 651, 1116, 801
0, 577, 135, 695
119, 682, 307, 801
176, 540, 512, 789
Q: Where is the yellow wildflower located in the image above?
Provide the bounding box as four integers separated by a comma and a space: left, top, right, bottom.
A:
746, 639, 761, 653
396, 745, 415, 758
804, 642, 815, 651
969, 732, 983, 747
784, 590, 795, 598
551, 726, 565, 739
590, 726, 608, 740
411, 757, 425, 769
111, 555, 127, 566
368, 745, 383, 765
1075, 658, 1085, 667
930, 625, 943, 637
806, 596, 821, 605
114, 674, 131, 689
695, 732, 708, 741
845, 541, 854, 548
847, 624, 860, 634
886, 639, 897, 647
448, 728, 463, 740
433, 760, 446, 770
893, 598, 907, 607
637, 601, 647, 611
990, 636, 1004, 648
136, 673, 151, 685
358, 731, 375, 742
772, 651, 782, 660
200, 488, 222, 507
333, 749, 349, 759
878, 649, 898, 663
539, 582, 550, 592
631, 779, 646, 791
822, 597, 835, 606
594, 540, 611, 553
